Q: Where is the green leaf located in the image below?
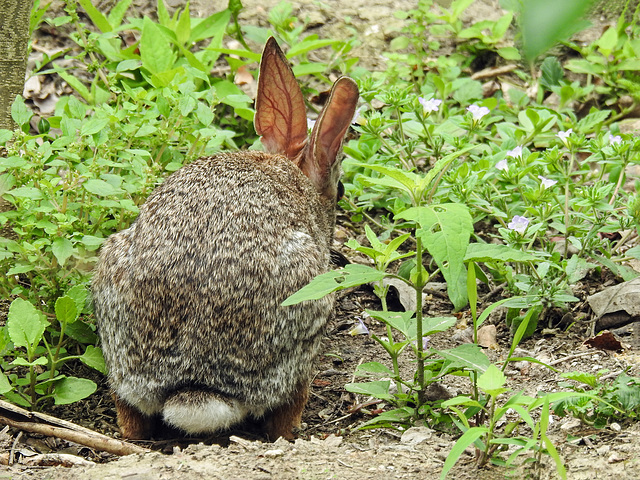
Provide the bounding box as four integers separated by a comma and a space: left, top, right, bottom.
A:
477, 364, 507, 396
0, 372, 12, 395
355, 362, 394, 376
440, 427, 490, 480
7, 298, 48, 350
520, 0, 594, 62
53, 377, 97, 405
52, 237, 74, 266
107, 0, 133, 28
287, 39, 337, 58
436, 343, 491, 374
80, 346, 107, 374
282, 264, 386, 306
561, 371, 597, 388
345, 380, 394, 401
55, 295, 78, 325
80, 117, 110, 136
64, 321, 98, 345
540, 56, 564, 90
77, 0, 112, 32
191, 9, 231, 43
398, 204, 473, 310
83, 179, 123, 196
66, 285, 89, 314
11, 356, 48, 366
11, 96, 32, 127
0, 129, 13, 144
464, 243, 537, 263
175, 2, 191, 46
140, 17, 176, 75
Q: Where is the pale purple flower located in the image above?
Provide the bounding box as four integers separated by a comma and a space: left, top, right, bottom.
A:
412, 336, 430, 350
352, 106, 364, 125
496, 159, 509, 171
506, 146, 523, 158
538, 175, 557, 189
508, 215, 529, 234
467, 104, 490, 121
608, 133, 622, 145
419, 97, 442, 113
349, 318, 370, 336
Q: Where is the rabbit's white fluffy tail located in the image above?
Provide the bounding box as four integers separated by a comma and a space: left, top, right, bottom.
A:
162, 390, 250, 434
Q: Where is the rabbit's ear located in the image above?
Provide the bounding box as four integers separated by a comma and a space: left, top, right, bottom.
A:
302, 77, 359, 199
254, 37, 308, 161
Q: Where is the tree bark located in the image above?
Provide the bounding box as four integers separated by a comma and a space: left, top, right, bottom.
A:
0, 0, 33, 131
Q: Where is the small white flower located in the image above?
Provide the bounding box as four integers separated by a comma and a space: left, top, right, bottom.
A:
467, 104, 490, 121
419, 97, 442, 113
506, 146, 523, 158
351, 106, 364, 125
508, 215, 529, 234
307, 118, 316, 130
496, 159, 509, 171
608, 133, 622, 145
556, 129, 573, 142
349, 318, 370, 336
538, 176, 557, 189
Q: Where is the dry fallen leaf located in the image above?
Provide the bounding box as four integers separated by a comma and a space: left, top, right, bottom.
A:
583, 330, 624, 352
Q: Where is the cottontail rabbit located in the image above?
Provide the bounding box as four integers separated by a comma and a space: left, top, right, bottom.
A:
91, 37, 358, 440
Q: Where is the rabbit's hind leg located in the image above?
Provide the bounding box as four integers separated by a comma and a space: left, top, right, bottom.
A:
114, 395, 159, 440
263, 381, 309, 441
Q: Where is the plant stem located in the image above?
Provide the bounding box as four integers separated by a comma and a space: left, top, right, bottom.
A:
415, 233, 426, 409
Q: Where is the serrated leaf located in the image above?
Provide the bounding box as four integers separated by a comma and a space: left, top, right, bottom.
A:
83, 179, 122, 196
53, 377, 97, 405
55, 296, 78, 324
561, 371, 597, 388
7, 298, 48, 349
11, 356, 48, 366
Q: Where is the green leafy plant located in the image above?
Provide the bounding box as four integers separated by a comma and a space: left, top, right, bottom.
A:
0, 285, 105, 408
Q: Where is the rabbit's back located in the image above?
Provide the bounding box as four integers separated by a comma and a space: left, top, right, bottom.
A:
93, 151, 334, 417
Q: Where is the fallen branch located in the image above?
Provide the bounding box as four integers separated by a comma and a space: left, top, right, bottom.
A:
0, 399, 148, 456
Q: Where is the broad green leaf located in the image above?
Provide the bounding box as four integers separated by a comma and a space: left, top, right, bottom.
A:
191, 9, 231, 43
55, 295, 78, 325
10, 96, 32, 127
436, 343, 491, 374
0, 372, 12, 395
52, 237, 74, 266
107, 0, 133, 28
66, 285, 89, 314
520, 0, 594, 63
7, 298, 48, 349
53, 377, 97, 405
355, 362, 394, 376
399, 204, 473, 310
464, 243, 537, 263
80, 346, 107, 374
64, 321, 98, 345
477, 364, 507, 396
11, 356, 48, 366
560, 371, 597, 388
282, 264, 386, 306
80, 117, 110, 137
345, 380, 394, 401
140, 17, 176, 75
83, 179, 123, 196
0, 129, 13, 144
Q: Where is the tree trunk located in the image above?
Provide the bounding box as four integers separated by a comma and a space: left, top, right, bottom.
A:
0, 0, 33, 131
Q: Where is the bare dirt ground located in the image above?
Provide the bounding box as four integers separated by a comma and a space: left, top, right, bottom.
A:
3, 1, 640, 479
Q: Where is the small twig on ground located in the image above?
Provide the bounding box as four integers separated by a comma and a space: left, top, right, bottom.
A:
9, 430, 22, 465
549, 350, 601, 366
0, 399, 148, 456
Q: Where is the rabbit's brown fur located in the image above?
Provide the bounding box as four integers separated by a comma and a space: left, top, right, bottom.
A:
92, 38, 358, 440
